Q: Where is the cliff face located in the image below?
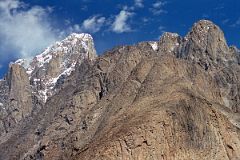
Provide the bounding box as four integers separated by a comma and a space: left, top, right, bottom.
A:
0, 20, 240, 160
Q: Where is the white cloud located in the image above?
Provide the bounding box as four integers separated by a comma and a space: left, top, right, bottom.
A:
158, 26, 165, 32
150, 1, 167, 15
231, 18, 240, 27
81, 16, 106, 33
153, 1, 164, 8
142, 17, 149, 23
112, 10, 133, 33
65, 15, 106, 34
0, 0, 58, 59
221, 19, 229, 25
80, 5, 88, 11
135, 0, 144, 8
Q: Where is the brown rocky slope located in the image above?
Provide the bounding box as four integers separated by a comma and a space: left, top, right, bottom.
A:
0, 20, 240, 160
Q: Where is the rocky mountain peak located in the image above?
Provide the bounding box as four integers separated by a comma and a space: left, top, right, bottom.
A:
158, 32, 181, 54
30, 33, 97, 102
178, 20, 234, 69
27, 33, 96, 74
189, 20, 215, 34
185, 20, 227, 45
12, 33, 97, 102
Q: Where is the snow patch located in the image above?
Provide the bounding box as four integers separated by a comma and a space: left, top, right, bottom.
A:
14, 59, 30, 69
35, 47, 53, 68
39, 62, 77, 102
0, 103, 5, 110
223, 97, 230, 108
149, 42, 158, 51
15, 59, 25, 66
170, 46, 175, 52
39, 90, 48, 102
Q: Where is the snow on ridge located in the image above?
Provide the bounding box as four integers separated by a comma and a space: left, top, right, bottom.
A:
149, 42, 159, 51
23, 33, 92, 66
24, 33, 94, 75
31, 33, 94, 102
38, 61, 77, 102
35, 48, 53, 68
13, 59, 31, 69
15, 59, 25, 66
69, 33, 93, 41
47, 62, 76, 89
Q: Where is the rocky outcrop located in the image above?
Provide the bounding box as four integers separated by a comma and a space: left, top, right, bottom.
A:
7, 63, 32, 122
0, 64, 33, 136
0, 20, 240, 160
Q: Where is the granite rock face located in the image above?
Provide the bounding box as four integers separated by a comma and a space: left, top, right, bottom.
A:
1, 20, 240, 160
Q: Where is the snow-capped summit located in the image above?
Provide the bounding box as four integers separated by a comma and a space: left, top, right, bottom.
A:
14, 59, 25, 66
14, 33, 97, 102
27, 33, 96, 74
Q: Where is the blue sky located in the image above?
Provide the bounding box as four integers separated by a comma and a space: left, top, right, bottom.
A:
0, 0, 239, 78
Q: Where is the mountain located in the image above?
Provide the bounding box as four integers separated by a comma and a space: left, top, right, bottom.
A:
0, 33, 96, 138
17, 33, 96, 102
0, 20, 240, 160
